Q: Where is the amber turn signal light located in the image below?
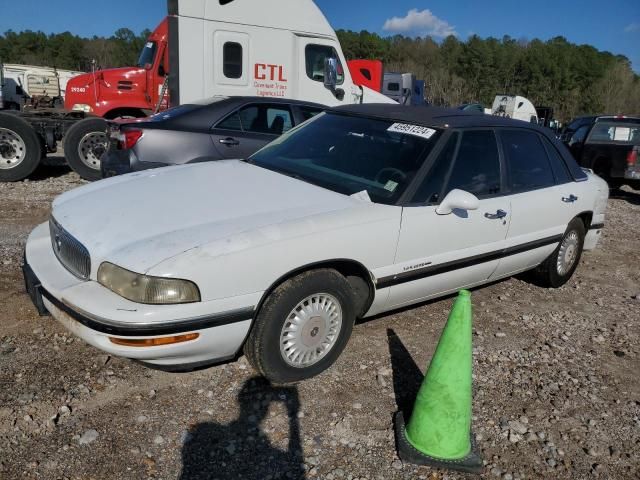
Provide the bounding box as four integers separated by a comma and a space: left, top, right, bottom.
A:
109, 333, 199, 347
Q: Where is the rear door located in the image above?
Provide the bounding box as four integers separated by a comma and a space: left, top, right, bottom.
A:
386, 130, 510, 309
210, 103, 294, 159
492, 129, 576, 277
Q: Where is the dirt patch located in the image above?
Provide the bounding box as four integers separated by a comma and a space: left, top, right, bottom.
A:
0, 172, 639, 479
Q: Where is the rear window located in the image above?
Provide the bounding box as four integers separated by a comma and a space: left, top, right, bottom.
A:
587, 122, 640, 144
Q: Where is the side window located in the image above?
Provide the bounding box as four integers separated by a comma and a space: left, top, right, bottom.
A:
569, 125, 589, 146
541, 137, 572, 184
444, 130, 501, 197
305, 45, 344, 84
239, 105, 293, 135
298, 106, 323, 122
223, 42, 243, 79
412, 132, 459, 204
216, 111, 242, 131
501, 129, 555, 192
216, 105, 293, 134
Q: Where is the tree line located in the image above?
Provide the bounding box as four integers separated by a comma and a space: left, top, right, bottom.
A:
1, 27, 638, 121
337, 30, 640, 121
0, 28, 150, 73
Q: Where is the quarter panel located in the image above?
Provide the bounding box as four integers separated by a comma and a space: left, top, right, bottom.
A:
136, 130, 218, 165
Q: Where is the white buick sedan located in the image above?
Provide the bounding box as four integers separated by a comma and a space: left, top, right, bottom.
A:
23, 105, 608, 383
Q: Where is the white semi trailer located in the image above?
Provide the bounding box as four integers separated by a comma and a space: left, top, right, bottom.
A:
0, 63, 84, 110
491, 95, 538, 124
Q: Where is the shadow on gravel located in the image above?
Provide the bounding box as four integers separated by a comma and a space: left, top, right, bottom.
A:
180, 376, 305, 480
387, 328, 423, 418
609, 188, 640, 206
28, 156, 72, 181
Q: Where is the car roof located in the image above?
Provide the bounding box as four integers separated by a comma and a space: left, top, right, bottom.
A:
329, 103, 543, 130
188, 96, 325, 109
330, 103, 589, 183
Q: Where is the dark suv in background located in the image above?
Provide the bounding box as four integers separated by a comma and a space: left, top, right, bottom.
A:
562, 115, 640, 189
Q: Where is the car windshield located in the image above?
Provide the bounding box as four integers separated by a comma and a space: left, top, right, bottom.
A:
249, 113, 440, 204
137, 41, 157, 68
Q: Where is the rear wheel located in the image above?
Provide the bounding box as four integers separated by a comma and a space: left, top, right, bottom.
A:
531, 218, 586, 288
245, 269, 356, 384
63, 117, 108, 181
0, 113, 41, 182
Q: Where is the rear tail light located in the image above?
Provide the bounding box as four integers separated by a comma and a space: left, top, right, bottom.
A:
627, 149, 638, 167
117, 129, 143, 150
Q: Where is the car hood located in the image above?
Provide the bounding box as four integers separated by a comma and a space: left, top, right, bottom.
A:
51, 161, 365, 275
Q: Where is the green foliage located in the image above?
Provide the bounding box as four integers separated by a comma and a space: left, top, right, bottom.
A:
0, 27, 637, 120
337, 30, 640, 120
0, 28, 150, 72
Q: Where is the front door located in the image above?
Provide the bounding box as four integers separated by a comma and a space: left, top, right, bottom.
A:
210, 103, 294, 159
386, 130, 510, 308
295, 37, 353, 106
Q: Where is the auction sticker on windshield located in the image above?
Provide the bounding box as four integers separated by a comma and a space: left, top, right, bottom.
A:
387, 123, 436, 140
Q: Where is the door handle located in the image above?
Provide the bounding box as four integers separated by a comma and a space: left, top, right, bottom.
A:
484, 209, 507, 220
219, 137, 239, 146
562, 194, 578, 203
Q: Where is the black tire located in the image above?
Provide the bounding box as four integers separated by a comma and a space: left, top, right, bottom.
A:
245, 269, 356, 384
531, 218, 586, 288
63, 117, 108, 181
0, 113, 41, 182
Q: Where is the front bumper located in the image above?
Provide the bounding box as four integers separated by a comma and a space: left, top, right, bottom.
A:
624, 166, 640, 181
23, 223, 258, 367
101, 149, 168, 178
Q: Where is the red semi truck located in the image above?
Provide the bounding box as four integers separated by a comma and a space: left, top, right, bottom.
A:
64, 19, 170, 119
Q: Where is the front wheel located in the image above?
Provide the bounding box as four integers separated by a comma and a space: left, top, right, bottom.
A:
245, 269, 356, 384
531, 218, 586, 288
63, 118, 108, 181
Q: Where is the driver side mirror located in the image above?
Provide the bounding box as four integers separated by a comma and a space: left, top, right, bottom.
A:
435, 189, 479, 215
323, 58, 345, 101
323, 57, 338, 90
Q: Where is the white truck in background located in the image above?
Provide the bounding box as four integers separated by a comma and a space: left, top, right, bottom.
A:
166, 0, 394, 107
491, 95, 538, 124
0, 63, 84, 110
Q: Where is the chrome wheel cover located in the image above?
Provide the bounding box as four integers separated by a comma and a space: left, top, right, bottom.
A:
0, 128, 26, 169
557, 230, 579, 276
77, 132, 108, 170
280, 293, 343, 368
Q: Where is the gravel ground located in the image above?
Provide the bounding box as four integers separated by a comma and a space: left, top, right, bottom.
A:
0, 163, 639, 480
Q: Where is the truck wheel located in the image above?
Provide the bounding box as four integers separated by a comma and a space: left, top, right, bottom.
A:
531, 218, 585, 288
0, 113, 41, 182
245, 269, 356, 384
63, 118, 108, 181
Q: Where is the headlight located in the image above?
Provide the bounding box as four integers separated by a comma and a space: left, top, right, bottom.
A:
71, 103, 93, 113
97, 262, 200, 304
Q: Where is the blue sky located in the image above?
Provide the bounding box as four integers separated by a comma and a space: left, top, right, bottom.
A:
1, 0, 639, 71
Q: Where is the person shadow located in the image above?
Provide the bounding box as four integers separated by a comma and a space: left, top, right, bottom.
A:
180, 376, 306, 480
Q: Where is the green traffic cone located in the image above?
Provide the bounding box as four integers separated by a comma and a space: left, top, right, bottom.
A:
394, 290, 483, 474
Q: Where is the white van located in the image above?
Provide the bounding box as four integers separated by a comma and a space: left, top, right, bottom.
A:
166, 0, 394, 107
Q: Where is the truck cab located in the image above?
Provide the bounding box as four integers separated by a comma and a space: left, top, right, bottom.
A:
167, 0, 393, 107
64, 19, 169, 118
